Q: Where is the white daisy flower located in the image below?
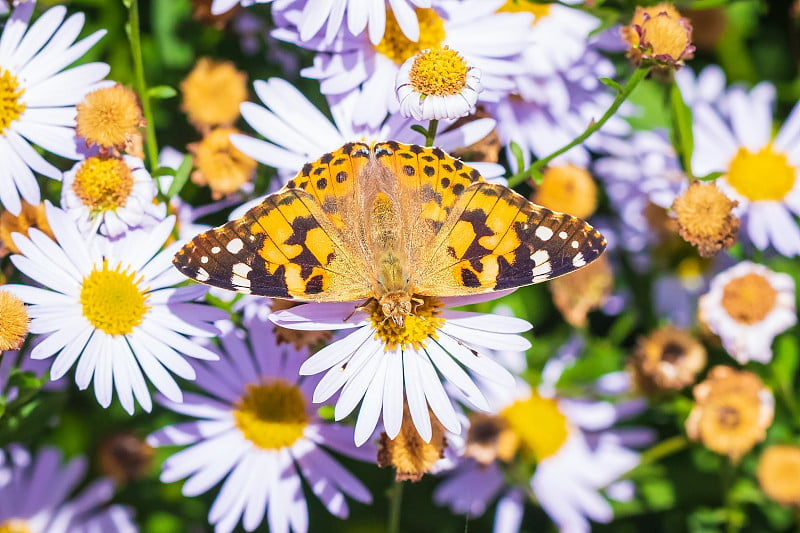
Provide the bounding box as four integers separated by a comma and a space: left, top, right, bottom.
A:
396, 46, 481, 121
210, 0, 274, 15
231, 76, 503, 189
434, 376, 650, 533
270, 292, 531, 446
0, 444, 136, 532
699, 261, 796, 364
0, 1, 109, 215
674, 64, 727, 107
61, 154, 166, 238
691, 80, 800, 256
293, 0, 431, 45
272, 0, 531, 128
3, 203, 225, 414
148, 310, 373, 533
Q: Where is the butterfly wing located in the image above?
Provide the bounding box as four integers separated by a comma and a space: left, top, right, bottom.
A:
413, 180, 607, 296
173, 145, 376, 301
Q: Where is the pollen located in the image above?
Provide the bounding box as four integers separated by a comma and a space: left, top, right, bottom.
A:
726, 144, 796, 202
408, 46, 469, 97
72, 156, 135, 213
80, 259, 150, 336
378, 402, 446, 481
685, 365, 774, 463
0, 69, 25, 135
233, 380, 308, 450
671, 181, 739, 257
368, 295, 444, 350
76, 84, 143, 150
757, 445, 800, 506
498, 0, 551, 20
721, 272, 777, 325
374, 8, 445, 65
629, 325, 707, 393
501, 392, 570, 463
180, 58, 248, 129
0, 201, 54, 255
532, 164, 598, 219
0, 290, 29, 351
189, 127, 257, 199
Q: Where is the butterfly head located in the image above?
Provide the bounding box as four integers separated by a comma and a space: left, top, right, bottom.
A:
379, 291, 413, 326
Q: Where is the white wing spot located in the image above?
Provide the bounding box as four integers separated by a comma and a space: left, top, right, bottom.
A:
226, 238, 244, 254
232, 263, 253, 291
573, 252, 586, 267
210, 246, 221, 254
530, 249, 551, 282
531, 249, 549, 265
559, 231, 568, 239
200, 256, 209, 264
195, 267, 210, 282
571, 240, 580, 249
535, 226, 554, 241
249, 235, 256, 241
232, 263, 252, 278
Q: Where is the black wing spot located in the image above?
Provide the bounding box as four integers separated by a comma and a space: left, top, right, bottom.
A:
316, 177, 328, 190
336, 171, 348, 183
423, 165, 436, 177
403, 165, 416, 176
452, 183, 465, 195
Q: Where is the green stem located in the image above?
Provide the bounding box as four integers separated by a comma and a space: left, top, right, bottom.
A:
637, 435, 689, 468
425, 119, 439, 147
721, 459, 740, 533
507, 67, 650, 187
387, 479, 404, 533
126, 0, 160, 172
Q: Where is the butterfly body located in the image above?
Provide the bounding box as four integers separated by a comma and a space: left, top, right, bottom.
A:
173, 141, 607, 320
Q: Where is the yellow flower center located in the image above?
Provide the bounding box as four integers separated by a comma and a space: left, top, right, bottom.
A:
623, 3, 682, 48
0, 290, 29, 351
0, 519, 32, 533
374, 8, 445, 65
80, 260, 150, 336
498, 0, 551, 19
233, 380, 309, 450
191, 127, 257, 199
72, 157, 135, 213
368, 295, 444, 350
0, 69, 25, 135
726, 145, 796, 202
721, 272, 777, 325
640, 12, 691, 59
533, 164, 598, 219
180, 57, 248, 128
76, 84, 142, 149
501, 392, 570, 462
409, 46, 469, 97
0, 201, 53, 255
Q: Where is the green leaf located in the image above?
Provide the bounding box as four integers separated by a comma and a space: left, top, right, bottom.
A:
669, 82, 695, 178
599, 77, 623, 93
410, 124, 428, 138
166, 154, 193, 198
147, 85, 177, 99
509, 141, 525, 173
697, 171, 724, 182
772, 334, 799, 389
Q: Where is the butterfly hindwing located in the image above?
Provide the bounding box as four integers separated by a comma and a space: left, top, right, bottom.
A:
173, 188, 371, 301
414, 181, 607, 296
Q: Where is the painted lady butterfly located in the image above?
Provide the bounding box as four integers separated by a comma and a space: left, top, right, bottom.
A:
174, 141, 606, 324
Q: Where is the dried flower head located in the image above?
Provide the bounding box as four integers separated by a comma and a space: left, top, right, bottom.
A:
76, 84, 144, 152
629, 325, 707, 393
270, 299, 333, 351
685, 366, 774, 462
189, 127, 257, 199
0, 290, 29, 351
98, 432, 154, 486
623, 3, 695, 69
463, 413, 518, 466
180, 58, 248, 130
378, 402, 447, 481
757, 444, 800, 506
549, 254, 613, 327
672, 181, 739, 257
0, 201, 53, 256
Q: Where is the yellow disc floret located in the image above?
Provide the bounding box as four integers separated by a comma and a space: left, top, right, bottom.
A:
721, 272, 777, 325
498, 0, 551, 19
72, 157, 135, 213
233, 380, 309, 450
726, 144, 796, 202
80, 260, 149, 336
374, 8, 445, 65
409, 46, 469, 97
0, 290, 29, 351
501, 392, 570, 463
0, 69, 25, 135
368, 295, 444, 350
76, 84, 143, 149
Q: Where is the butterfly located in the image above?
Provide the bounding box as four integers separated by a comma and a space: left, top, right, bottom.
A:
173, 141, 606, 324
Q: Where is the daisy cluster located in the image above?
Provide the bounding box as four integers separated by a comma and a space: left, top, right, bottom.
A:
0, 1, 798, 533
